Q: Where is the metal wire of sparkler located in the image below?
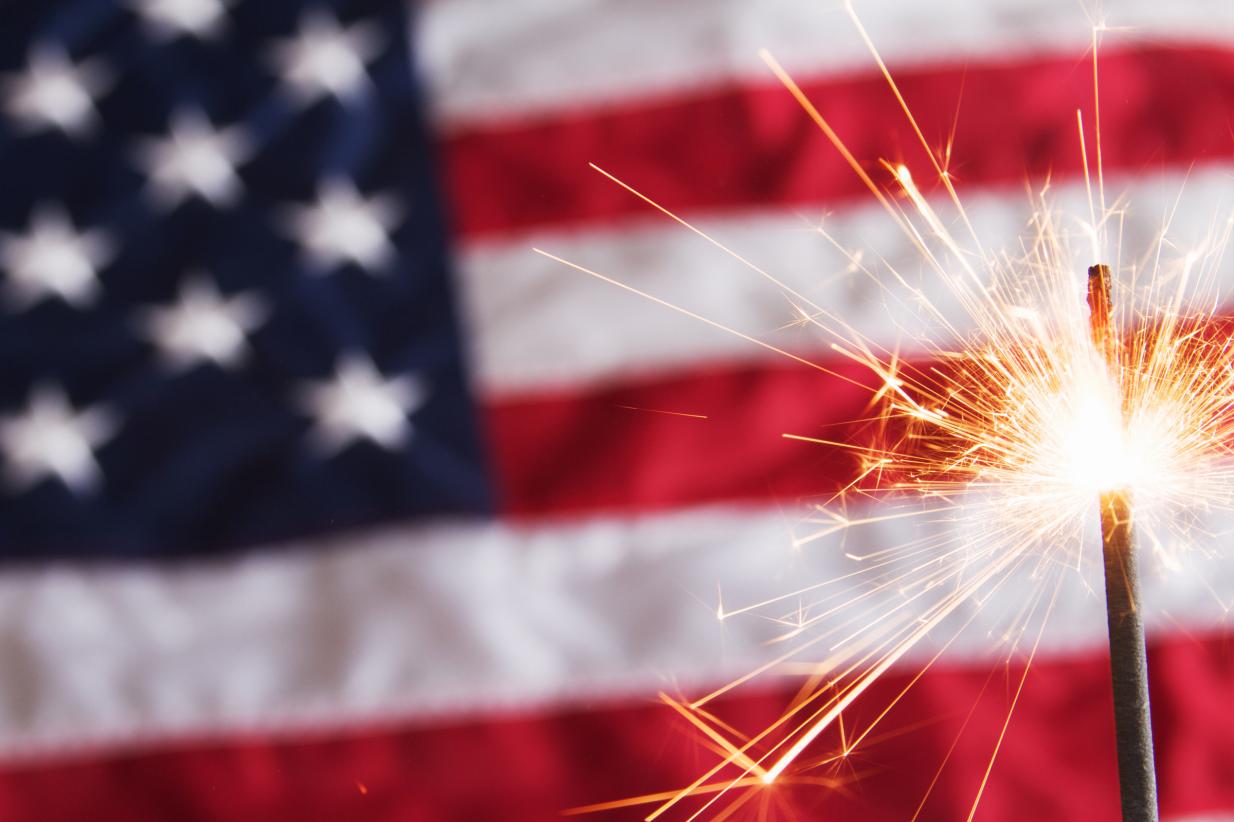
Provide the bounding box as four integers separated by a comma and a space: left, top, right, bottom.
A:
542, 6, 1234, 820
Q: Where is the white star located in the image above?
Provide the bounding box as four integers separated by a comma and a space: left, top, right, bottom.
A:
1, 45, 111, 138
296, 355, 425, 454
0, 206, 112, 310
267, 11, 382, 105
136, 274, 268, 370
135, 109, 251, 209
129, 0, 229, 41
0, 385, 117, 494
282, 179, 400, 273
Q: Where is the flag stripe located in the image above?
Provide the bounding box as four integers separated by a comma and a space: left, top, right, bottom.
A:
421, 0, 1234, 128
441, 44, 1234, 238
486, 359, 880, 516
488, 319, 1234, 518
0, 500, 1231, 761
459, 167, 1234, 395
0, 628, 1230, 821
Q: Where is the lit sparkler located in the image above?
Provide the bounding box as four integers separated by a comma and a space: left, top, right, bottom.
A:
1089, 263, 1159, 822
541, 7, 1234, 820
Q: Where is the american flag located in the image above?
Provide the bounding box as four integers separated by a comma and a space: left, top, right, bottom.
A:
0, 0, 1233, 819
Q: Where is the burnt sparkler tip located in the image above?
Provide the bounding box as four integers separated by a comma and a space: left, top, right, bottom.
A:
1087, 264, 1115, 354
1087, 264, 1112, 307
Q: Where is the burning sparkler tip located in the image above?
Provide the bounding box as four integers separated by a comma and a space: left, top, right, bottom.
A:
1087, 263, 1112, 301
1087, 263, 1115, 355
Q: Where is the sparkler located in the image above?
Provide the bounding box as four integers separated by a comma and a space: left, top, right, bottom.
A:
1088, 263, 1158, 822
542, 9, 1234, 820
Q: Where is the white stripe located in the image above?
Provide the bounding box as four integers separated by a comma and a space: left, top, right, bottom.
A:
418, 0, 1234, 128
2, 499, 1232, 759
459, 166, 1234, 395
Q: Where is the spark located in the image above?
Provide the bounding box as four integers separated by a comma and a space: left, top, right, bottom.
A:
614, 404, 709, 420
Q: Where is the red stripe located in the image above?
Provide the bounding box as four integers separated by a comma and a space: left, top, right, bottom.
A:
2, 629, 1229, 821
486, 314, 1234, 518
442, 44, 1234, 238
486, 359, 881, 517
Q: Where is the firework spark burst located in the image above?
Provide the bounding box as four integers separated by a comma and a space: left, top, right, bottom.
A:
543, 6, 1234, 819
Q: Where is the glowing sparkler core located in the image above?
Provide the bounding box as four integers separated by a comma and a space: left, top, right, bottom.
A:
1039, 356, 1175, 500
1058, 381, 1135, 493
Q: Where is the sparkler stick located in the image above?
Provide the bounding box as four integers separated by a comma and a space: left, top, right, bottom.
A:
1087, 264, 1159, 822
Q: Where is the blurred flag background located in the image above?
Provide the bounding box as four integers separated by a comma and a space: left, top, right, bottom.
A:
1, 0, 1233, 819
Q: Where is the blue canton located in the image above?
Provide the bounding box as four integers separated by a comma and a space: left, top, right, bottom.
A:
0, 0, 493, 558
